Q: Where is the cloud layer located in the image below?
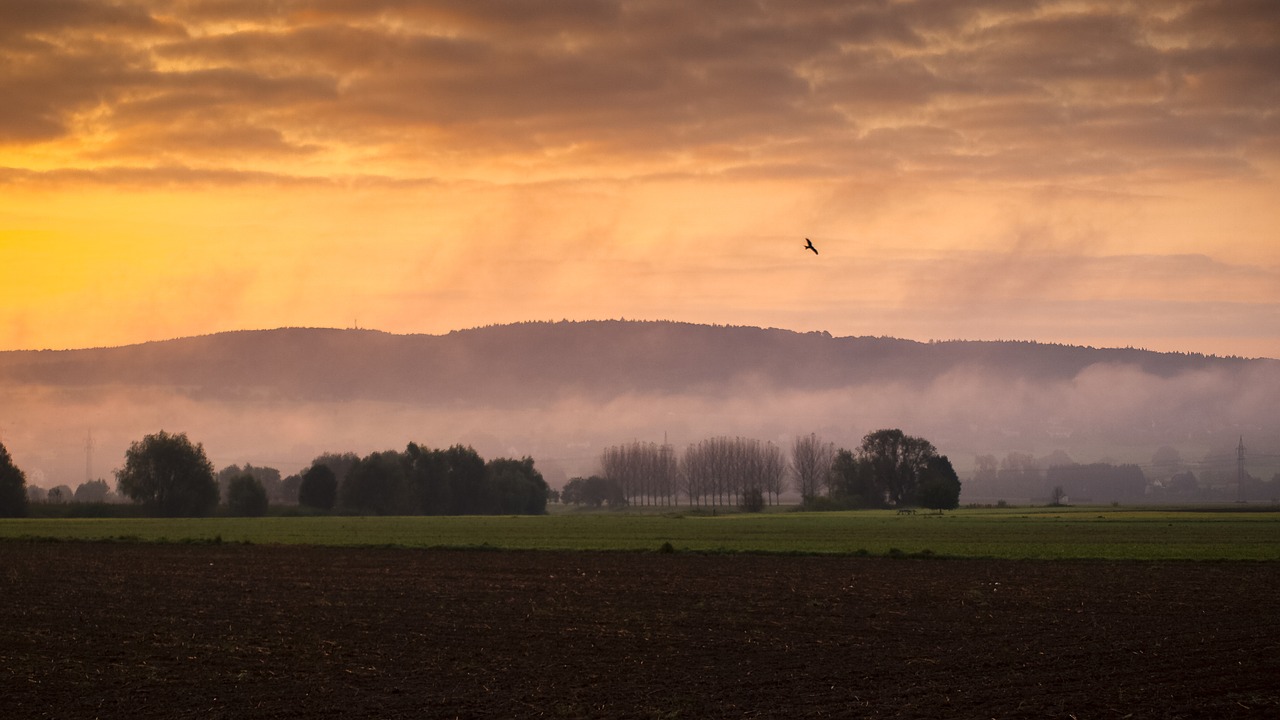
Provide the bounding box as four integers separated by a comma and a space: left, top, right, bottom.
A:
1, 1, 1277, 356
4, 0, 1277, 183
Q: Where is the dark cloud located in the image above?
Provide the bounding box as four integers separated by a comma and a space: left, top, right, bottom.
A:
0, 39, 148, 143
1158, 0, 1280, 47
1, 0, 1276, 184
0, 0, 181, 40
963, 11, 1161, 84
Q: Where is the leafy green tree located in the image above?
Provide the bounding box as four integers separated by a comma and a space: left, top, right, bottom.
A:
561, 477, 582, 505
298, 463, 338, 510
73, 479, 111, 503
309, 444, 555, 517
227, 474, 269, 516
402, 443, 494, 515
311, 452, 360, 487
406, 443, 452, 514
246, 464, 283, 503
444, 444, 487, 514
217, 464, 243, 502
0, 441, 29, 518
484, 457, 549, 514
338, 450, 412, 515
790, 433, 835, 501
858, 429, 937, 507
218, 463, 284, 505
561, 476, 626, 508
830, 449, 877, 508
116, 431, 219, 517
279, 473, 303, 506
915, 455, 962, 510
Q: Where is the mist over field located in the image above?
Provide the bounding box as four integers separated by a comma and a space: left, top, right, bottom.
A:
2, 321, 1276, 499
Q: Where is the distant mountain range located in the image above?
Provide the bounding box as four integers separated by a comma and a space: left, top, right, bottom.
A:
0, 320, 1266, 405
2, 321, 1277, 487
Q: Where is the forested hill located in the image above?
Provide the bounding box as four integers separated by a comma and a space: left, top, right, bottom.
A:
0, 320, 1267, 405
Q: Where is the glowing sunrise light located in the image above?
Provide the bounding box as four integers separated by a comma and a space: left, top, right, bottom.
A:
0, 1, 1276, 357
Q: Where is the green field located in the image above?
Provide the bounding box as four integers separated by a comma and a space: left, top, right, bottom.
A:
2, 505, 1278, 560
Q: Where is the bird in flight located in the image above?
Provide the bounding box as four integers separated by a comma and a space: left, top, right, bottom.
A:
803, 238, 818, 255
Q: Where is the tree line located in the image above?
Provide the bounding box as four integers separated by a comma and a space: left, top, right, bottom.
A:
970, 451, 1153, 504
563, 429, 961, 511
0, 433, 548, 518
589, 437, 790, 508
0, 427, 960, 519
966, 445, 1280, 504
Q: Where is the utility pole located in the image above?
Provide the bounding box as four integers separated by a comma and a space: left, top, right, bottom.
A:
1237, 436, 1246, 503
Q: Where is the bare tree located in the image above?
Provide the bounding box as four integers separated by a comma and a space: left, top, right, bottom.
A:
761, 441, 786, 505
681, 437, 727, 507
601, 440, 680, 506
791, 433, 835, 501
742, 438, 778, 506
1050, 485, 1067, 506
678, 436, 788, 508
656, 442, 678, 505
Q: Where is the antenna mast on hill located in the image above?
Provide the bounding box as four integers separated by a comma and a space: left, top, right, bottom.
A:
86, 430, 95, 483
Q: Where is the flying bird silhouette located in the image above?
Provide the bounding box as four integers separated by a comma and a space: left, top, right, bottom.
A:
803, 238, 818, 255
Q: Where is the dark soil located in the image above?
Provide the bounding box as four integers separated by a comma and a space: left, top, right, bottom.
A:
2, 542, 1277, 718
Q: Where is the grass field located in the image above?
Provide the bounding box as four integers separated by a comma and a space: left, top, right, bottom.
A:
2, 505, 1278, 560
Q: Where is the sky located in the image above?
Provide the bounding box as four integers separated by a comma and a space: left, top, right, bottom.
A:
1, 0, 1277, 358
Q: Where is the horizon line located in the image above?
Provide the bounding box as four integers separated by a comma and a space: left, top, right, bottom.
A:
0, 319, 1269, 361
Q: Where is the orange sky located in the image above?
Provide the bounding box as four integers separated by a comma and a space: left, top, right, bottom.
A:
2, 0, 1277, 357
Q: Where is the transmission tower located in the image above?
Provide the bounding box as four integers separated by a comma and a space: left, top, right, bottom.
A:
1237, 436, 1246, 502
86, 430, 95, 484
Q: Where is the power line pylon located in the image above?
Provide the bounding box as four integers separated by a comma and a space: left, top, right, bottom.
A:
86, 430, 95, 483
1237, 436, 1246, 503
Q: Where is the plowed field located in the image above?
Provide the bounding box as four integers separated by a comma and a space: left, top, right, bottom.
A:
2, 542, 1277, 718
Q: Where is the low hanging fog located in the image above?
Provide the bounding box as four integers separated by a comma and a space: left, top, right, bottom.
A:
2, 322, 1276, 502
